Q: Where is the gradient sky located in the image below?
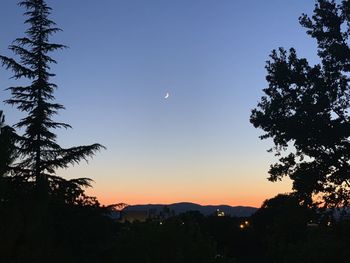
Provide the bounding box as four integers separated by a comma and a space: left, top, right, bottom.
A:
0, 1, 320, 207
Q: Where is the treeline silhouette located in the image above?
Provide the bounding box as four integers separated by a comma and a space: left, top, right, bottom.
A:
2, 192, 350, 262
1, 0, 350, 262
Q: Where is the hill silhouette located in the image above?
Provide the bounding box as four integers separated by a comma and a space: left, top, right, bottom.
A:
124, 202, 257, 217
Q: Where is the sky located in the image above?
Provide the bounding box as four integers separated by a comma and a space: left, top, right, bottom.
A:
0, 0, 320, 207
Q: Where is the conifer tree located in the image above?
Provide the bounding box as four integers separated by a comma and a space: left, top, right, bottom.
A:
0, 0, 104, 198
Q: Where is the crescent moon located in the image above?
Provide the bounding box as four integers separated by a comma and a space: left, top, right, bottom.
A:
164, 92, 169, 99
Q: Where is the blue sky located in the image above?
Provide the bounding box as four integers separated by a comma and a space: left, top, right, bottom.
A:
0, 1, 319, 206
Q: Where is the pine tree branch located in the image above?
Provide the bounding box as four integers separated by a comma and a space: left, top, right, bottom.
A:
0, 55, 34, 78
42, 144, 106, 171
9, 45, 35, 59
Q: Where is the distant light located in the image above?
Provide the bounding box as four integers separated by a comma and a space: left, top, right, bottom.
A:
215, 254, 223, 259
217, 211, 225, 217
244, 220, 249, 226
239, 224, 245, 229
159, 222, 163, 225
216, 209, 225, 217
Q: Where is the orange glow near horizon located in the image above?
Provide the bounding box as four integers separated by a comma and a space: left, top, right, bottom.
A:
93, 195, 272, 208
94, 195, 267, 208
61, 147, 294, 210
86, 178, 292, 208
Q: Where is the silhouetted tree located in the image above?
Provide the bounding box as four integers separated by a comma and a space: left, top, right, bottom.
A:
113, 216, 223, 263
252, 194, 316, 262
0, 0, 104, 199
0, 111, 17, 176
253, 194, 312, 237
0, 110, 21, 202
251, 0, 350, 208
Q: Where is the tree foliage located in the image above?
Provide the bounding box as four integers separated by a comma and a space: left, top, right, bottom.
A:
0, 0, 104, 200
0, 111, 17, 177
250, 0, 350, 208
0, 110, 23, 202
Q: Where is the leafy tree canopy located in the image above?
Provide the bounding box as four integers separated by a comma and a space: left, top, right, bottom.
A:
251, 0, 350, 208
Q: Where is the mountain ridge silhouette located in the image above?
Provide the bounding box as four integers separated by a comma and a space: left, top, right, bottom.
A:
124, 202, 257, 217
